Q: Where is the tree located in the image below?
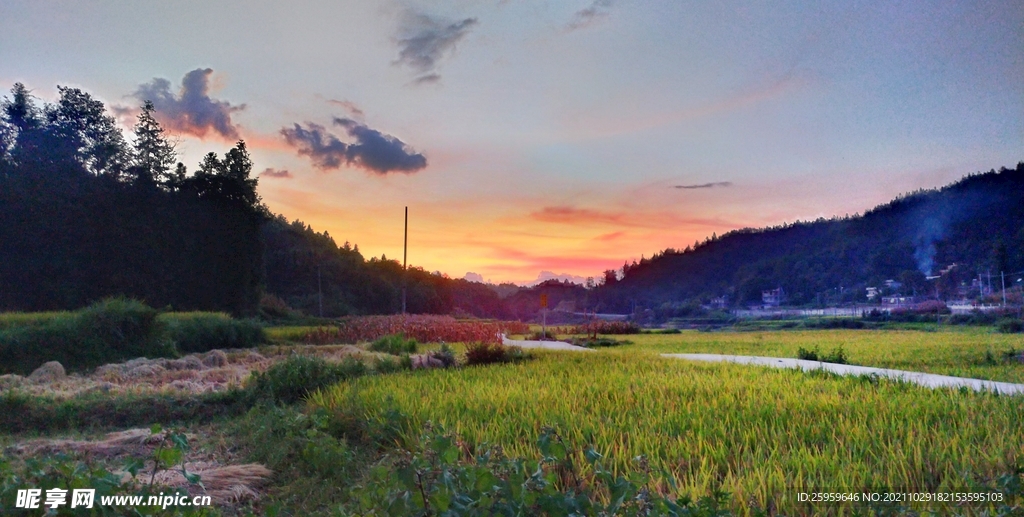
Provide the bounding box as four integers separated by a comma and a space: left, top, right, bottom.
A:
183, 141, 265, 218
46, 86, 129, 177
2, 83, 43, 167
129, 100, 176, 186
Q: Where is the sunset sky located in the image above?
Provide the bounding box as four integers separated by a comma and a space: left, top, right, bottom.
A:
2, 1, 1021, 284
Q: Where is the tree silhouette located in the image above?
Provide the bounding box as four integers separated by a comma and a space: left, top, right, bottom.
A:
129, 100, 176, 186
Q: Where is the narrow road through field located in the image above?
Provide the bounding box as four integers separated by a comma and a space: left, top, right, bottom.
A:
501, 336, 1024, 394
664, 354, 1024, 395
501, 335, 594, 351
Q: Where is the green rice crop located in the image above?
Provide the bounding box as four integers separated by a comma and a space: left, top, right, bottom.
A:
0, 311, 71, 331
616, 329, 1024, 383
312, 350, 1023, 515
265, 325, 322, 342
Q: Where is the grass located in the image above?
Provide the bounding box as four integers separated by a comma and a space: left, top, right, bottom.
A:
614, 328, 1024, 384
0, 302, 268, 375
159, 311, 266, 353
5, 325, 1023, 515
312, 347, 1024, 515
0, 389, 250, 434
265, 325, 322, 342
0, 298, 175, 375
0, 311, 70, 330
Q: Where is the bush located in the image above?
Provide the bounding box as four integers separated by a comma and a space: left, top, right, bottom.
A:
997, 318, 1024, 333
161, 312, 266, 353
797, 347, 819, 361
234, 405, 354, 481
528, 330, 554, 340
797, 346, 848, 364
248, 355, 367, 405
347, 424, 736, 516
465, 342, 528, 366
569, 337, 632, 348
430, 343, 457, 367
369, 333, 418, 355
374, 354, 412, 374
0, 298, 175, 375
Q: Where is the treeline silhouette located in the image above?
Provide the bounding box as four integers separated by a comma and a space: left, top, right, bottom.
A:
0, 85, 265, 314
0, 83, 507, 318
2, 82, 1021, 320
587, 164, 1024, 313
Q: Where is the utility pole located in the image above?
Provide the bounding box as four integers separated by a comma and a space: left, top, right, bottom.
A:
402, 206, 408, 315
1002, 271, 1006, 307
317, 263, 323, 318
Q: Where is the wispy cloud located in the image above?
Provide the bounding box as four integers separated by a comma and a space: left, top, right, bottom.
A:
326, 99, 364, 119
394, 9, 478, 84
530, 205, 735, 229
260, 168, 292, 179
566, 0, 613, 32
280, 117, 427, 174
674, 181, 733, 189
129, 68, 245, 139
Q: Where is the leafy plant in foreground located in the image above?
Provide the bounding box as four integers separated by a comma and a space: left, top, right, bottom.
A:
343, 424, 735, 516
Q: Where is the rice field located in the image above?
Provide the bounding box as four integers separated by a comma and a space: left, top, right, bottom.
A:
312, 330, 1024, 515
618, 328, 1024, 383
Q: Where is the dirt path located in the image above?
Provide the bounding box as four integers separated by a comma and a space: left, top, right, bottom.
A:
663, 353, 1024, 395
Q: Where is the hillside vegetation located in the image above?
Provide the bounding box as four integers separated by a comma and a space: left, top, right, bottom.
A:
583, 164, 1024, 312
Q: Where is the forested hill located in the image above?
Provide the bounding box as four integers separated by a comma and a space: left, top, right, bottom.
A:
589, 164, 1024, 312
0, 82, 507, 318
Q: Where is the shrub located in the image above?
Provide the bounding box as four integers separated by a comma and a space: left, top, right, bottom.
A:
369, 333, 417, 355
528, 330, 554, 340
161, 312, 266, 353
823, 345, 849, 364
464, 342, 526, 366
234, 405, 354, 481
569, 337, 632, 348
0, 298, 175, 375
797, 346, 848, 364
430, 342, 457, 367
374, 354, 412, 374
248, 355, 367, 405
997, 318, 1024, 334
797, 347, 819, 361
258, 292, 306, 321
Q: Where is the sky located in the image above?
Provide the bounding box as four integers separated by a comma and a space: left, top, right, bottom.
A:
2, 0, 1021, 285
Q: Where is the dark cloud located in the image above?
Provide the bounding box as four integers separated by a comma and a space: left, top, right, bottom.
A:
395, 10, 478, 83
131, 68, 245, 139
327, 99, 364, 118
260, 168, 292, 179
566, 0, 613, 31
280, 117, 427, 175
674, 181, 733, 189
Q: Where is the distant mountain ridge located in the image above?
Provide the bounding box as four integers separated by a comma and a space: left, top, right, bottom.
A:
584, 163, 1024, 312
